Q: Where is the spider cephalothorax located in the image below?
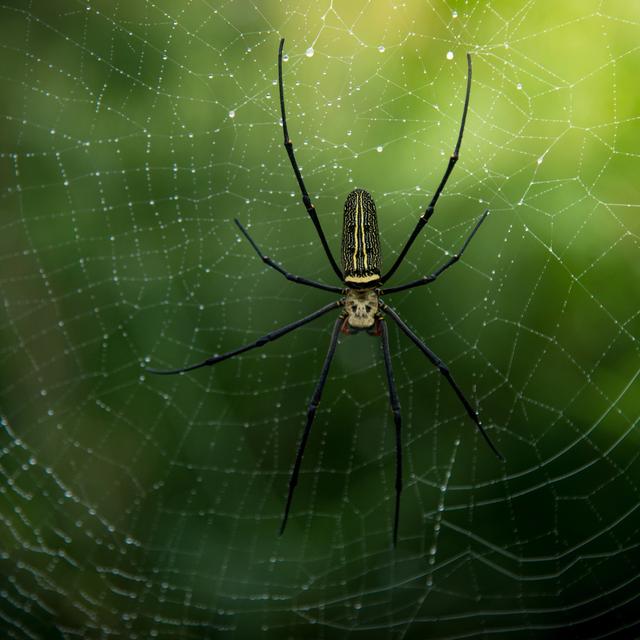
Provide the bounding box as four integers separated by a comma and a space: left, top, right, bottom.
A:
343, 288, 380, 334
149, 38, 503, 546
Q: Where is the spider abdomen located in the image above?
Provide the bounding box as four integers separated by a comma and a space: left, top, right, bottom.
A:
341, 189, 381, 287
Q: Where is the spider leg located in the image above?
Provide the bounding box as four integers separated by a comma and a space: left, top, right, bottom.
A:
381, 210, 488, 295
381, 302, 504, 460
147, 300, 342, 375
235, 219, 343, 293
382, 54, 473, 284
379, 319, 403, 546
280, 315, 343, 536
278, 38, 343, 282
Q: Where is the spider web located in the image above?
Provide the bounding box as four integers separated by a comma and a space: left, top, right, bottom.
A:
1, 0, 640, 637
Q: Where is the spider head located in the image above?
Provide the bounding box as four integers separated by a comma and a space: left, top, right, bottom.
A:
344, 288, 379, 332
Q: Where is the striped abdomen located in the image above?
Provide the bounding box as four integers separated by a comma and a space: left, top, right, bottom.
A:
341, 189, 381, 287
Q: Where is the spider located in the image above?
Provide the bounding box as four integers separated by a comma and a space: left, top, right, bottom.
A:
148, 39, 503, 546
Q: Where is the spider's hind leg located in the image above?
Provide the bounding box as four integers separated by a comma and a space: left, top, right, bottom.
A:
381, 301, 504, 461
280, 315, 344, 535
379, 318, 403, 546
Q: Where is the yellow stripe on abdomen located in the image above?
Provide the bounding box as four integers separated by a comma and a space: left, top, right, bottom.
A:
344, 273, 380, 284
352, 192, 360, 271
360, 191, 368, 270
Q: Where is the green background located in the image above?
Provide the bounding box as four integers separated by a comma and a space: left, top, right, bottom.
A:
1, 0, 639, 638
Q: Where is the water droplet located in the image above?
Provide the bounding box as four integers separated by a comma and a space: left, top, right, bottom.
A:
377, 45, 385, 53
516, 82, 523, 90
305, 47, 314, 58
446, 51, 454, 60
452, 10, 458, 18
282, 53, 289, 62
376, 145, 383, 153
537, 156, 544, 165
228, 110, 235, 119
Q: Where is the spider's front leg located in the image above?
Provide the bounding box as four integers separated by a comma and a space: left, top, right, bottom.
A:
278, 38, 343, 281
235, 219, 342, 294
382, 53, 473, 285
381, 210, 489, 295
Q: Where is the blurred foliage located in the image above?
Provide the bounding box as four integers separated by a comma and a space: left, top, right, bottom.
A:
1, 0, 639, 638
